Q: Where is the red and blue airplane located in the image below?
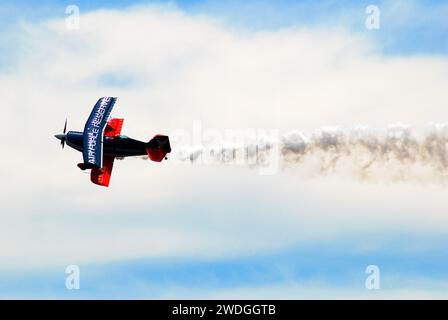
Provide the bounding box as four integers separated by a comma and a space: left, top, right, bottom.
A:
55, 96, 171, 187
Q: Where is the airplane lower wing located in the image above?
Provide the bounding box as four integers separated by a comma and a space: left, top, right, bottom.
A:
91, 156, 115, 187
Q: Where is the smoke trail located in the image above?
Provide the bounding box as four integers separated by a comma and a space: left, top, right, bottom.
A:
174, 123, 448, 181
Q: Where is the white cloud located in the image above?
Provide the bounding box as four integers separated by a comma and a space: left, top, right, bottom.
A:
0, 5, 448, 269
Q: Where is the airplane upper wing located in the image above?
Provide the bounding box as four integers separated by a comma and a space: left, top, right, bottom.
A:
104, 118, 124, 137
91, 156, 114, 187
82, 97, 117, 168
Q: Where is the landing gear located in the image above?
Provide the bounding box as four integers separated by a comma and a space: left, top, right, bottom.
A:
77, 163, 96, 171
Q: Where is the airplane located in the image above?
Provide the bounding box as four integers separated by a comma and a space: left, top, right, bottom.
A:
54, 96, 171, 187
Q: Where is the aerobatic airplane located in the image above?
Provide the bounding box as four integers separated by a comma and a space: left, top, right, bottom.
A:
54, 96, 171, 187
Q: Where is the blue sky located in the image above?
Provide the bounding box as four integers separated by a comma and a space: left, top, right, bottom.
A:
0, 0, 448, 299
3, 233, 448, 298
1, 0, 447, 55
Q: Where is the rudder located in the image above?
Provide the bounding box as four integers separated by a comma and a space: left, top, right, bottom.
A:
146, 135, 171, 162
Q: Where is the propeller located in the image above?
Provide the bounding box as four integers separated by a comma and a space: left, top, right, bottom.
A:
55, 119, 67, 149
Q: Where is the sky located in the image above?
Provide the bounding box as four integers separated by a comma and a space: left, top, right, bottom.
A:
0, 0, 448, 299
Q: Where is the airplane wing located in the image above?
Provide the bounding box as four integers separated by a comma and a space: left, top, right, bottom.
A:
104, 118, 124, 137
82, 97, 117, 168
91, 156, 115, 187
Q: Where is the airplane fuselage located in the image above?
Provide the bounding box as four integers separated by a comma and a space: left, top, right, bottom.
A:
64, 131, 148, 158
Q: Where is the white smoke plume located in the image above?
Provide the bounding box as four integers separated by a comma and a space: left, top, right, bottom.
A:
173, 123, 448, 182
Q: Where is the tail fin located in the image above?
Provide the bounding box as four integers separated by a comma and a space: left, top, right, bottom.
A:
146, 135, 171, 162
